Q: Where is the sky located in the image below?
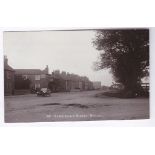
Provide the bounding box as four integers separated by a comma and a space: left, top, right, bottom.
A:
3, 30, 113, 86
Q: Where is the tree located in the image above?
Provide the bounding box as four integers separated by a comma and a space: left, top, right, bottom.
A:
15, 75, 31, 90
48, 78, 66, 92
93, 29, 149, 97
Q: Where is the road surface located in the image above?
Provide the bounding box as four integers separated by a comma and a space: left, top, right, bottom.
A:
5, 90, 149, 122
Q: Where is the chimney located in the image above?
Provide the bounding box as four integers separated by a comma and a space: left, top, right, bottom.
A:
4, 56, 8, 66
45, 65, 49, 74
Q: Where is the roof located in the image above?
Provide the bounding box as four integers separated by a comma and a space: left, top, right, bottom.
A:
4, 64, 14, 72
15, 69, 43, 75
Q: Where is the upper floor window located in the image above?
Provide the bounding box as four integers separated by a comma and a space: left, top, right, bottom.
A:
35, 75, 40, 80
41, 74, 46, 78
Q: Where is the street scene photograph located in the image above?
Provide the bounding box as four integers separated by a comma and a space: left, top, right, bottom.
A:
3, 29, 149, 123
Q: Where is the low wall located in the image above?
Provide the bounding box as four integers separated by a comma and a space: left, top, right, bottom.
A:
14, 89, 31, 95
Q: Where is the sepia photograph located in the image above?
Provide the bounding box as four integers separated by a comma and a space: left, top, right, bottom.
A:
3, 29, 149, 123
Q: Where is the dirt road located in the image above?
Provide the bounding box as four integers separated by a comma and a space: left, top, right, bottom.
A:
5, 90, 149, 122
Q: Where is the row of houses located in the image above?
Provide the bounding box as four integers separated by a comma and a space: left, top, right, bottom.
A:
50, 70, 94, 92
4, 56, 101, 95
4, 56, 15, 95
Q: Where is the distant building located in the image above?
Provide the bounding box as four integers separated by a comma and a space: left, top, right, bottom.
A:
14, 65, 50, 90
92, 81, 101, 89
50, 70, 93, 92
4, 56, 15, 95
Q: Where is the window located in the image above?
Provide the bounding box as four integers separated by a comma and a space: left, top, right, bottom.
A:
23, 75, 28, 79
41, 74, 46, 78
35, 75, 40, 80
6, 72, 11, 79
35, 83, 40, 89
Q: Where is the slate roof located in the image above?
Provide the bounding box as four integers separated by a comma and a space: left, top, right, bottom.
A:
15, 69, 43, 75
4, 64, 14, 72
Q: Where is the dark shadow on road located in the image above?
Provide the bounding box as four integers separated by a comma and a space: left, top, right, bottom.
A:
41, 103, 61, 106
65, 103, 89, 108
40, 103, 89, 109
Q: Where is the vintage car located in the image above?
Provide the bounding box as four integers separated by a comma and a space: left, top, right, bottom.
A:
36, 88, 51, 97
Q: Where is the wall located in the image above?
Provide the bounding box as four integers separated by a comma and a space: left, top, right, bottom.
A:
4, 70, 15, 95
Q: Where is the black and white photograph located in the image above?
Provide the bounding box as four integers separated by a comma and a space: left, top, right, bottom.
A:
3, 29, 149, 123
1, 1, 155, 155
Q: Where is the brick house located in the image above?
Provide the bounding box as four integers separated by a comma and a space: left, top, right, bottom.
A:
14, 65, 50, 90
4, 56, 15, 95
50, 70, 94, 92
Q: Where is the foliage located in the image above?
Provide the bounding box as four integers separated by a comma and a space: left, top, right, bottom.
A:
15, 75, 31, 89
48, 78, 66, 92
93, 29, 149, 97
